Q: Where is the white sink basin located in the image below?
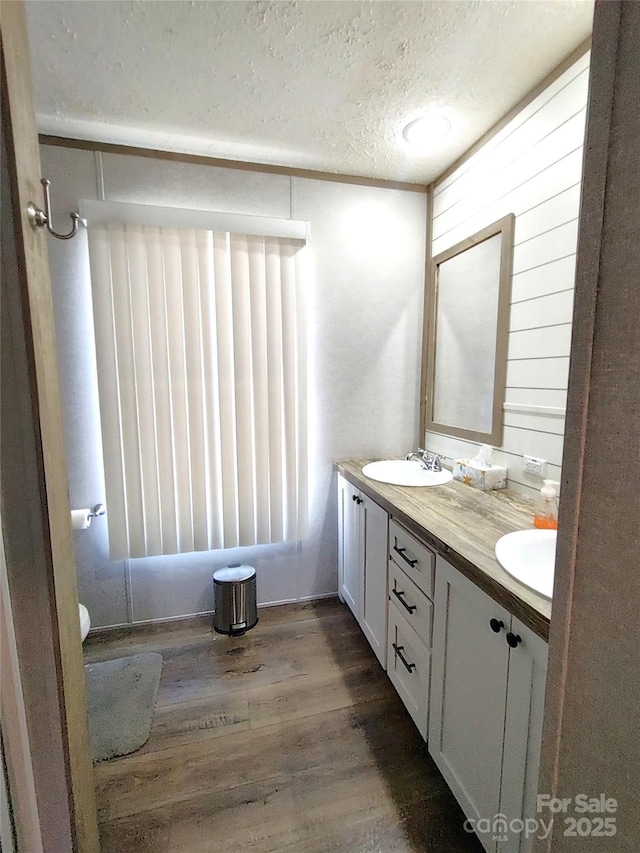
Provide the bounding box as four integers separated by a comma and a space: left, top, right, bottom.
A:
494, 529, 557, 600
362, 459, 453, 487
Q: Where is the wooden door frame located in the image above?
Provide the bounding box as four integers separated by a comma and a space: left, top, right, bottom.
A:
1, 3, 99, 850
0, 524, 43, 853
535, 1, 640, 848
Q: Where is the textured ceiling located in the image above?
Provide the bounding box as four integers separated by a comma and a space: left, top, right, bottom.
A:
25, 0, 593, 183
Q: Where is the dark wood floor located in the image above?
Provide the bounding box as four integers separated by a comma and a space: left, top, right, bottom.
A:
85, 598, 483, 852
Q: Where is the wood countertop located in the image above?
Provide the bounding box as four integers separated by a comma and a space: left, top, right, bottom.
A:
335, 459, 552, 640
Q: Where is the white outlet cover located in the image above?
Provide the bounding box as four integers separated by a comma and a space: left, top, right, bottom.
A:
524, 456, 547, 476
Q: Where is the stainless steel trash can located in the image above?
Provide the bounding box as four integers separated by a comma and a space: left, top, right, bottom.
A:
213, 564, 258, 636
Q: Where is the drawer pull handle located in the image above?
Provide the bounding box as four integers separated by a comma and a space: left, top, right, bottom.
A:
506, 632, 522, 649
392, 643, 416, 673
393, 542, 418, 568
489, 618, 504, 633
392, 587, 417, 614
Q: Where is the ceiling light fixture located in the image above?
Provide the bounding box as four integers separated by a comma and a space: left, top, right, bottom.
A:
402, 112, 451, 146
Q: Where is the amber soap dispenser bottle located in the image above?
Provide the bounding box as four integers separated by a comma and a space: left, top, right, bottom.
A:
533, 480, 559, 530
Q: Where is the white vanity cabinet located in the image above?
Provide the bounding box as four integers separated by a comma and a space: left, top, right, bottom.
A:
429, 554, 548, 853
337, 474, 389, 668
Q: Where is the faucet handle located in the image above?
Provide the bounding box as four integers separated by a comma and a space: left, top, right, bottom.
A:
431, 454, 442, 472
405, 447, 426, 461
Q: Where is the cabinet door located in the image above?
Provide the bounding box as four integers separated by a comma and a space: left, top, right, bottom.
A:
498, 619, 548, 853
360, 494, 388, 668
429, 555, 511, 853
337, 475, 362, 619
387, 600, 430, 738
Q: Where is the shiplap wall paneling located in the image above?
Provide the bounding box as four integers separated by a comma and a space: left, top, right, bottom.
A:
426, 52, 590, 498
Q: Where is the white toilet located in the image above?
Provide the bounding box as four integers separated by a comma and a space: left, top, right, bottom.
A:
79, 603, 91, 642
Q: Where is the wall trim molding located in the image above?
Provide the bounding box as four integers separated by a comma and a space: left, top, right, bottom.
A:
86, 612, 214, 641
38, 134, 429, 194
503, 402, 566, 417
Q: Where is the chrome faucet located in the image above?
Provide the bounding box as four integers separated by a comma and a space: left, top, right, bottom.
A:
426, 453, 442, 472
405, 448, 442, 472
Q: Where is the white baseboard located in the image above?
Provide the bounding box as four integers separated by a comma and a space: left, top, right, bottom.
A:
258, 591, 338, 609
88, 591, 339, 633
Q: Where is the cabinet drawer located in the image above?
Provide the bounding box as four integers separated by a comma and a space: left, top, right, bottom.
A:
388, 560, 433, 647
389, 519, 435, 599
387, 600, 430, 740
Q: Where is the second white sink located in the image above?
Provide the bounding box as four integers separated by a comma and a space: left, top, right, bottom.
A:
362, 459, 453, 487
494, 529, 557, 600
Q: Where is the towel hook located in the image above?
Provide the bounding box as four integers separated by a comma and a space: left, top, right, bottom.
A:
27, 179, 84, 240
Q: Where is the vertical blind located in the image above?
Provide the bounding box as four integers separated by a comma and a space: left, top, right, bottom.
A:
87, 220, 308, 560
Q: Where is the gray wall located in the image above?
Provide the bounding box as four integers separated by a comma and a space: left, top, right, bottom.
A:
41, 144, 427, 627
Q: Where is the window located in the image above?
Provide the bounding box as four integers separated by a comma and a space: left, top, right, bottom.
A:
85, 203, 308, 559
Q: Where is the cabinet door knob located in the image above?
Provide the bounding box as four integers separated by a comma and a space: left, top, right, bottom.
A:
489, 618, 505, 633
352, 494, 357, 502
506, 632, 522, 648
356, 496, 363, 505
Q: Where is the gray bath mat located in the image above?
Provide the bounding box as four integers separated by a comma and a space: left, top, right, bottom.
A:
84, 653, 163, 762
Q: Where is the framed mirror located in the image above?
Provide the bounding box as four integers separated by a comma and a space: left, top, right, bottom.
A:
421, 214, 515, 445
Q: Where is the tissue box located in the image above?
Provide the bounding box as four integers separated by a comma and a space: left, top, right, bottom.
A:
453, 460, 508, 491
